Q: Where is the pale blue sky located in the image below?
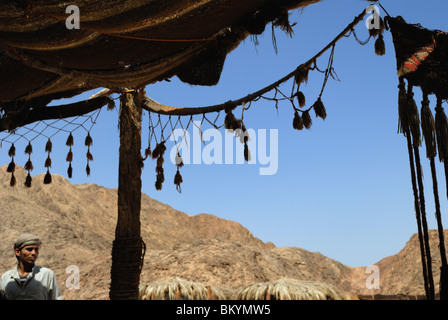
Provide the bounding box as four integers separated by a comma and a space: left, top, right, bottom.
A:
2, 0, 448, 267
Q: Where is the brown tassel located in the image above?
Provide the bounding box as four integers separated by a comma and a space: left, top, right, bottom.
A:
313, 98, 327, 120
7, 160, 15, 173
293, 111, 304, 131
421, 95, 437, 159
66, 150, 73, 162
144, 147, 152, 160
302, 110, 312, 129
67, 164, 73, 179
296, 91, 306, 108
86, 151, 93, 161
398, 78, 409, 135
174, 169, 183, 193
407, 87, 421, 148
244, 142, 251, 162
45, 139, 52, 153
85, 133, 93, 147
66, 133, 74, 147
44, 170, 52, 184
369, 17, 385, 38
157, 156, 164, 168
24, 159, 33, 171
24, 142, 33, 155
155, 171, 165, 191
151, 142, 166, 160
375, 34, 386, 56
8, 144, 15, 157
435, 99, 448, 162
294, 66, 310, 86
24, 173, 32, 188
155, 179, 162, 191
86, 164, 91, 176
10, 172, 16, 187
224, 110, 240, 130
45, 156, 52, 168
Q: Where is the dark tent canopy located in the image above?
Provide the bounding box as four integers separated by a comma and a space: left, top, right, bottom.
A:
0, 0, 318, 129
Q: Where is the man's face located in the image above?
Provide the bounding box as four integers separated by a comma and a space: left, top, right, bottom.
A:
15, 245, 39, 265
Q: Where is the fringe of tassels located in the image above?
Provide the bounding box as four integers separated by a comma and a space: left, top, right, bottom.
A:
5, 131, 95, 187
399, 77, 448, 300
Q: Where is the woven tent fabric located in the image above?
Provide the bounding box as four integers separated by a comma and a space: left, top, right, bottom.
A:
0, 0, 319, 118
388, 16, 448, 99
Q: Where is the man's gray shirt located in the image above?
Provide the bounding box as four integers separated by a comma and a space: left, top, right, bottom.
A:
0, 265, 62, 300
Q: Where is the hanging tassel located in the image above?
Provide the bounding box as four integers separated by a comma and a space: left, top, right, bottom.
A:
244, 142, 251, 162
86, 163, 91, 176
66, 132, 74, 147
8, 143, 15, 158
174, 168, 183, 193
7, 143, 16, 187
292, 111, 303, 131
66, 149, 73, 162
45, 138, 52, 153
24, 159, 33, 171
435, 99, 448, 163
7, 160, 15, 173
294, 65, 310, 86
44, 169, 52, 185
313, 98, 327, 120
152, 141, 167, 191
302, 110, 312, 129
224, 109, 240, 131
375, 34, 386, 56
369, 17, 385, 38
24, 141, 33, 155
85, 133, 93, 147
44, 138, 52, 181
296, 91, 306, 108
24, 173, 32, 188
407, 87, 421, 148
398, 78, 409, 135
10, 172, 16, 187
151, 142, 166, 160
45, 156, 52, 168
420, 94, 437, 159
67, 163, 73, 179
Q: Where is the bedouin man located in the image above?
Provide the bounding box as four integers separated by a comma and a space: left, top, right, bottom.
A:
0, 233, 62, 300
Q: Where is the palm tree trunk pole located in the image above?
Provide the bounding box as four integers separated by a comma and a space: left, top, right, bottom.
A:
109, 89, 146, 300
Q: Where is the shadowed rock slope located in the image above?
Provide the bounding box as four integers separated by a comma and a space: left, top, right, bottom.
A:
0, 166, 445, 299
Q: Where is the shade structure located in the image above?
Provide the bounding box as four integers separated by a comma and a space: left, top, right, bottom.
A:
0, 0, 320, 127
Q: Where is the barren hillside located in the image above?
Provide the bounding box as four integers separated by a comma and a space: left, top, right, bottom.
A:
0, 165, 445, 299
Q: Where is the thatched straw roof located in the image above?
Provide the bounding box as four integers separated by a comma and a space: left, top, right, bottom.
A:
0, 0, 320, 130
139, 277, 230, 300
235, 278, 347, 300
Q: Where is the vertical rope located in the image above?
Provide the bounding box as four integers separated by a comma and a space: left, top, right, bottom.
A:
398, 78, 432, 299
407, 84, 435, 300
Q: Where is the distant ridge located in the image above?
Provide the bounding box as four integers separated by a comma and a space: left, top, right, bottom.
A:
0, 165, 445, 299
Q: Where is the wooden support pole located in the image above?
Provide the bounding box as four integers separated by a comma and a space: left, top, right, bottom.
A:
109, 90, 145, 300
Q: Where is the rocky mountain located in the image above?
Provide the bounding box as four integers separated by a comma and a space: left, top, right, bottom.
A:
0, 165, 445, 299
